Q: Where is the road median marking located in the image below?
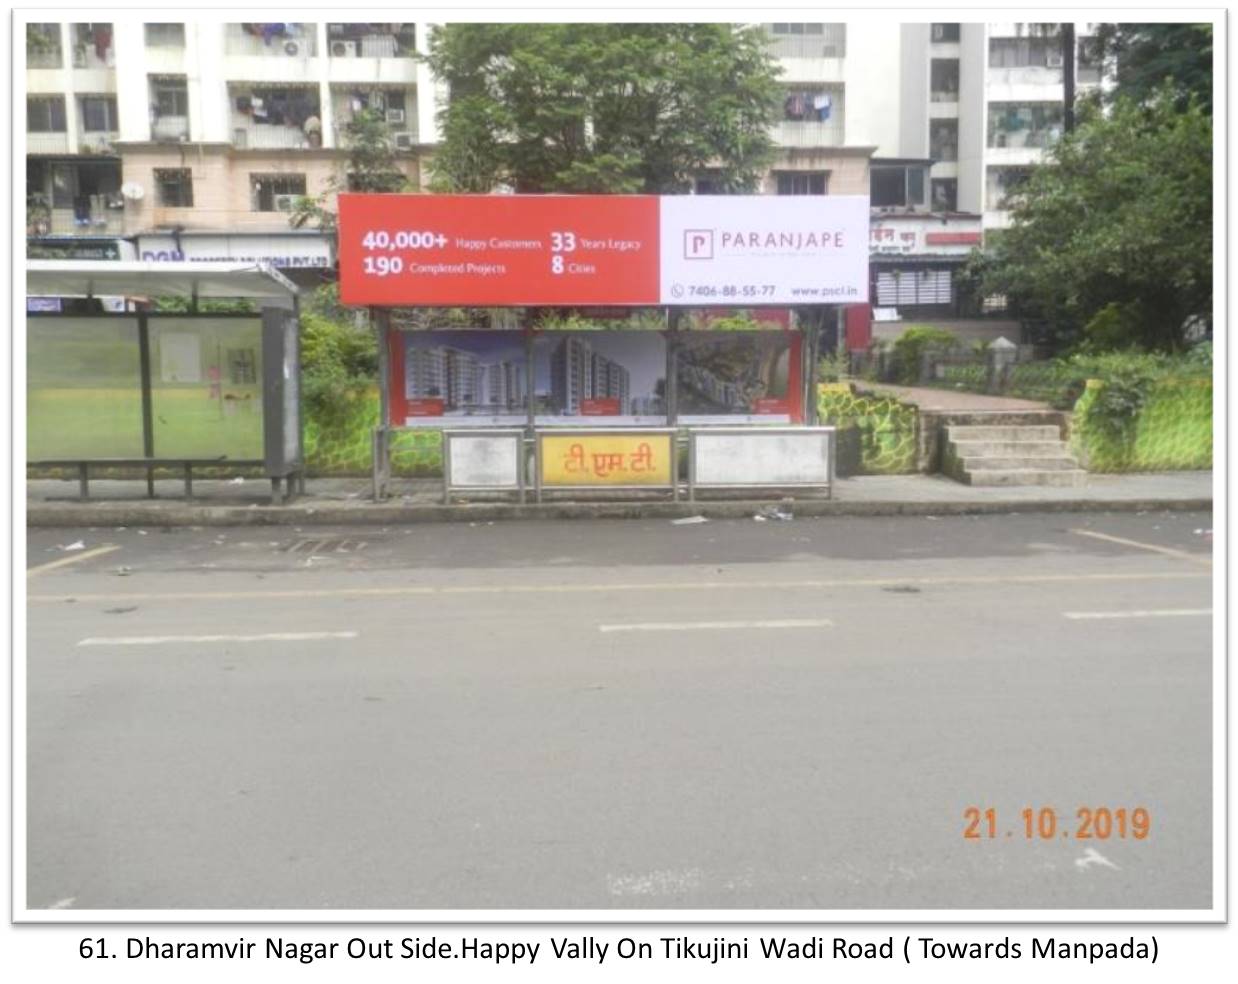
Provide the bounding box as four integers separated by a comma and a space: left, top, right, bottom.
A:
27, 570, 1209, 605
77, 631, 359, 647
27, 544, 119, 578
1063, 609, 1212, 620
600, 618, 833, 633
1069, 528, 1211, 566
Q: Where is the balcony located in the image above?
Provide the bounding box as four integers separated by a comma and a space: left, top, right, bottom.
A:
78, 130, 119, 155
151, 116, 190, 142
233, 125, 318, 150
48, 202, 125, 236
764, 24, 846, 59
26, 48, 63, 69
326, 23, 417, 58
225, 24, 318, 58
230, 84, 322, 149
70, 29, 115, 71
331, 88, 417, 149
26, 132, 70, 154
771, 120, 845, 148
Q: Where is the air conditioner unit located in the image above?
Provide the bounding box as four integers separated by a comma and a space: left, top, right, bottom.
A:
932, 24, 945, 41
283, 39, 306, 57
1046, 51, 1063, 67
273, 194, 299, 213
392, 131, 414, 150
331, 39, 358, 57
385, 108, 406, 124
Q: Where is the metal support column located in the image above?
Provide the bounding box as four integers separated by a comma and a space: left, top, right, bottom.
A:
136, 308, 156, 498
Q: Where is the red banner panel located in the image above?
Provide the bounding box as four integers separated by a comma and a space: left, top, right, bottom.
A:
580, 398, 622, 416
405, 398, 445, 417
338, 194, 661, 306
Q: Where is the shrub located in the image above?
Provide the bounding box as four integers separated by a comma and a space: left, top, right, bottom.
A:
300, 309, 378, 428
890, 326, 958, 383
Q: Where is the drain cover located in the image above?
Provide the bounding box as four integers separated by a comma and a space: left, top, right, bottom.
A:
281, 537, 368, 555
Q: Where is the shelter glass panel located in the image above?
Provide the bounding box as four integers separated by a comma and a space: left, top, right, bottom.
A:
27, 316, 145, 458
148, 317, 264, 458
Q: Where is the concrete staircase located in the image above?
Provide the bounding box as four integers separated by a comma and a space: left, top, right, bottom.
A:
943, 423, 1087, 487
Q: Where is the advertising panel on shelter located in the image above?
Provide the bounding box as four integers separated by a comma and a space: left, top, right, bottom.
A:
393, 331, 529, 427
659, 195, 869, 305
338, 194, 869, 306
676, 331, 802, 424
531, 331, 667, 426
339, 194, 661, 306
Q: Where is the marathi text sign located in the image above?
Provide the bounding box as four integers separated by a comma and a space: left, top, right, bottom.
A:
540, 432, 674, 487
338, 194, 869, 306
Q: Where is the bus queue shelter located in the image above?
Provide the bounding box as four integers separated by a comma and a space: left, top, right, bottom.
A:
25, 261, 304, 501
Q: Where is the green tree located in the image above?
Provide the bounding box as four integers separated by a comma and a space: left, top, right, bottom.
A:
1087, 23, 1213, 114
424, 23, 783, 193
981, 88, 1211, 351
290, 109, 410, 233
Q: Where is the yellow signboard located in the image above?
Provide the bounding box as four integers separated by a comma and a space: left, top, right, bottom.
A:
540, 432, 674, 487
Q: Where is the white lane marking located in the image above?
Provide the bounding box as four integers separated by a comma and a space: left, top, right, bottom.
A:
47, 897, 76, 909
27, 544, 119, 577
28, 571, 1208, 605
600, 618, 832, 633
1064, 609, 1211, 620
78, 631, 359, 647
1075, 848, 1121, 872
1070, 528, 1211, 566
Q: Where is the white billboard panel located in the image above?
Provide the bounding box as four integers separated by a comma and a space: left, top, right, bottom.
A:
659, 195, 869, 305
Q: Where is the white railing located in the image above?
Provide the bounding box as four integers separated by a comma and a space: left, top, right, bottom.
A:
232, 124, 316, 150
151, 116, 190, 141
771, 119, 845, 147
26, 132, 70, 153
224, 26, 318, 57
26, 49, 63, 69
764, 28, 846, 59
50, 207, 124, 235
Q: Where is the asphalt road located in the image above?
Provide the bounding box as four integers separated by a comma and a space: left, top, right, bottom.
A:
24, 511, 1215, 911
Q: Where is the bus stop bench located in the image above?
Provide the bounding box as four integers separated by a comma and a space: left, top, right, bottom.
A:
27, 458, 267, 501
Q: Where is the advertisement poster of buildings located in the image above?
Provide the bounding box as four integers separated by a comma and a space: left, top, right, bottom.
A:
675, 331, 802, 424
531, 331, 668, 425
397, 331, 528, 426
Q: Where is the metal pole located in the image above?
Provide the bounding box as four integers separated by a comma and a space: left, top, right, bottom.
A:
373, 307, 390, 500
1062, 23, 1076, 133
136, 308, 156, 498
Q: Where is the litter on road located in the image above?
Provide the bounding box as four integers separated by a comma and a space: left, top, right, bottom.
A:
671, 516, 709, 525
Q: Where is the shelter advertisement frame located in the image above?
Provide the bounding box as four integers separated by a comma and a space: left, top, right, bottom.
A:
687, 426, 836, 501
442, 428, 527, 504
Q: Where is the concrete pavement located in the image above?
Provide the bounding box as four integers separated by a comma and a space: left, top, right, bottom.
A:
24, 511, 1214, 911
25, 471, 1214, 527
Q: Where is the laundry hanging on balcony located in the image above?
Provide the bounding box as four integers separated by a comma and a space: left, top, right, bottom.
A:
812, 94, 832, 121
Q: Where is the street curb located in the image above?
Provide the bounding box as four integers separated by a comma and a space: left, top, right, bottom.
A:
26, 497, 1213, 528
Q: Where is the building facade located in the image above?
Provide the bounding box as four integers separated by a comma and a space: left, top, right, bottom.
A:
25, 18, 1103, 312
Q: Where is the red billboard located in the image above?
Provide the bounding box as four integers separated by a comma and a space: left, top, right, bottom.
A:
338, 194, 660, 306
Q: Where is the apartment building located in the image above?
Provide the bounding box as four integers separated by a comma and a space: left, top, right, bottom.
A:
25, 20, 441, 281
25, 18, 1102, 313
756, 20, 1103, 330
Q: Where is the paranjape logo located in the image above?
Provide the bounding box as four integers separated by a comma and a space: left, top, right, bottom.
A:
684, 229, 714, 259
716, 229, 849, 255
682, 225, 849, 260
